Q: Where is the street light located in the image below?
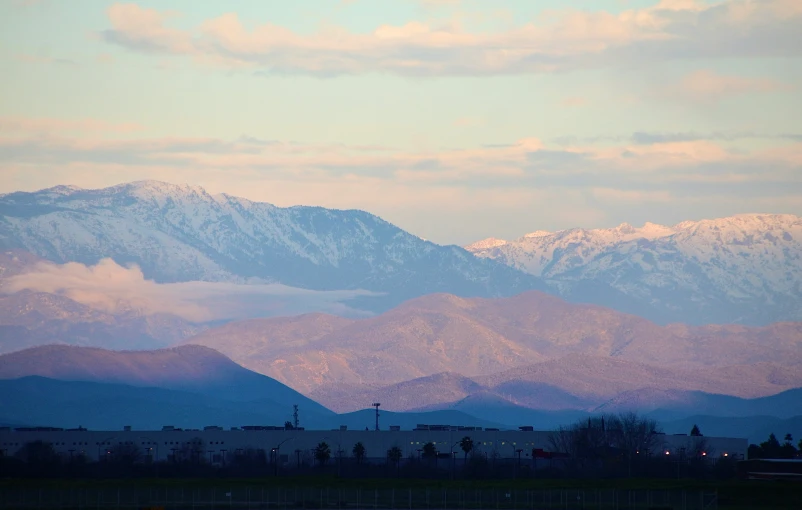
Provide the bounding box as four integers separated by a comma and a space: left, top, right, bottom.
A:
449, 441, 460, 480
272, 437, 294, 477
96, 435, 118, 463
503, 442, 518, 479
138, 435, 159, 464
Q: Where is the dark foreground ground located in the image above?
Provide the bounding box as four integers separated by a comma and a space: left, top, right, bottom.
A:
1, 478, 800, 510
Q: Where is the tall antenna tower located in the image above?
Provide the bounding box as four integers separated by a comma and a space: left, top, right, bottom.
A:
293, 404, 299, 429
372, 403, 381, 431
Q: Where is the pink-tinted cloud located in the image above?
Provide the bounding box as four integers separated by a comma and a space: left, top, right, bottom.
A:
668, 70, 793, 102
3, 258, 379, 322
559, 97, 587, 108
0, 116, 143, 135
98, 1, 802, 76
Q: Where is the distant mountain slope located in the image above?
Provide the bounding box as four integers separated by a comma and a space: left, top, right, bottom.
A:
309, 372, 487, 414
411, 388, 802, 430
0, 181, 545, 314
309, 355, 802, 416
0, 290, 203, 354
596, 388, 802, 419
410, 392, 590, 431
661, 415, 802, 444
466, 214, 802, 325
183, 292, 802, 395
474, 355, 802, 401
0, 376, 504, 432
0, 345, 332, 415
0, 250, 206, 354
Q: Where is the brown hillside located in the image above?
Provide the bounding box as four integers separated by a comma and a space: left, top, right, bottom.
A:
183, 291, 802, 395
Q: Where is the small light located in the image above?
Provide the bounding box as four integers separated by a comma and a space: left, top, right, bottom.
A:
665, 451, 670, 455
723, 453, 728, 457
702, 452, 706, 456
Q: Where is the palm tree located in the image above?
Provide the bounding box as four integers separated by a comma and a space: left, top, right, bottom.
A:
352, 442, 366, 465
460, 436, 474, 464
314, 442, 331, 467
387, 446, 403, 472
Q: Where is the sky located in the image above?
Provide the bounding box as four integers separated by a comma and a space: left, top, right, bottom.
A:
0, 0, 801, 245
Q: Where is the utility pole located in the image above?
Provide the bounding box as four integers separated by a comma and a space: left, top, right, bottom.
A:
372, 403, 381, 431
293, 405, 299, 429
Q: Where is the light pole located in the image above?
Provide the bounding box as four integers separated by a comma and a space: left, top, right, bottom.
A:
372, 403, 381, 431
138, 435, 159, 464
96, 435, 118, 463
505, 443, 518, 479
273, 437, 294, 477
450, 441, 460, 480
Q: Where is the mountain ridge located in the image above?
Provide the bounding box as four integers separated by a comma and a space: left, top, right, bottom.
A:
0, 344, 332, 415
466, 213, 802, 325
0, 180, 546, 315
183, 291, 802, 398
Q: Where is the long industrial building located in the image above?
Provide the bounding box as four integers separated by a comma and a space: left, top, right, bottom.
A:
0, 424, 747, 464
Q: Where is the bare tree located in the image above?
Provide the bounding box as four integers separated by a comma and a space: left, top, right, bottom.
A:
175, 437, 206, 464
549, 413, 661, 476
109, 443, 143, 467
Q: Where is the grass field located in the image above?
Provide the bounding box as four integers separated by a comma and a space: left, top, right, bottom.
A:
1, 478, 800, 509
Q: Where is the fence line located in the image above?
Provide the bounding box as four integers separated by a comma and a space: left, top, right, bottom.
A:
0, 487, 718, 510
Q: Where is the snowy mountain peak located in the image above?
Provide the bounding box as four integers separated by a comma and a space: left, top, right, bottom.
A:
0, 180, 545, 315
115, 180, 213, 201
40, 184, 84, 196
465, 213, 802, 325
464, 237, 508, 251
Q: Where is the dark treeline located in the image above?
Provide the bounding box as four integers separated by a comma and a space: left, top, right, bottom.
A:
0, 414, 751, 481
747, 433, 801, 460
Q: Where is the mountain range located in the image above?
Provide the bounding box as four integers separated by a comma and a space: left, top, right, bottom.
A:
0, 345, 800, 441
3, 181, 800, 325
1, 180, 801, 439
0, 376, 505, 432
466, 214, 802, 325
0, 345, 506, 431
183, 292, 802, 398
0, 181, 543, 315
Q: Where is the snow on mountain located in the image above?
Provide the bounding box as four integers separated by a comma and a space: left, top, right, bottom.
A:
466, 214, 802, 325
0, 181, 544, 314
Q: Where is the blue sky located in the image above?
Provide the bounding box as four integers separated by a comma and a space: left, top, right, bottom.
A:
1, 0, 801, 244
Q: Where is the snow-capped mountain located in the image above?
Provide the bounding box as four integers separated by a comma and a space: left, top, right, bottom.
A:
465, 214, 802, 325
0, 181, 543, 313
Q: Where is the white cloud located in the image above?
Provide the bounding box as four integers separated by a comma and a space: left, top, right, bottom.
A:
98, 0, 802, 76
2, 259, 380, 322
